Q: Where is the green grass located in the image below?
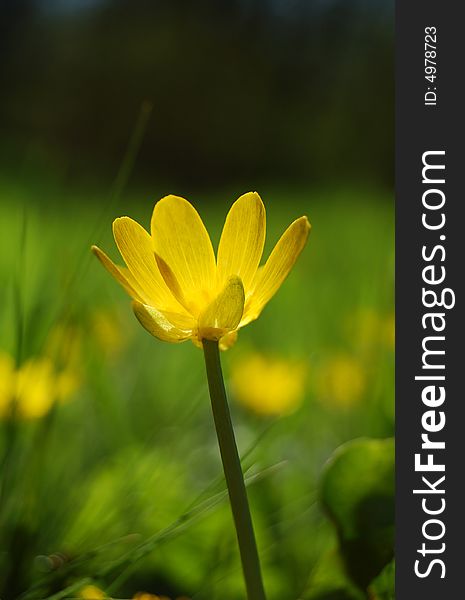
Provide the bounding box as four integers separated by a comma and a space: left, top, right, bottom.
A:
0, 180, 394, 600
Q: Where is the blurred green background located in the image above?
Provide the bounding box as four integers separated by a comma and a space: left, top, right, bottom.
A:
0, 1, 394, 599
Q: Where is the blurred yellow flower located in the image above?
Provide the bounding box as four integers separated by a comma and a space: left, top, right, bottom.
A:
15, 358, 57, 419
133, 594, 169, 600
55, 369, 80, 401
44, 322, 82, 369
352, 308, 380, 353
345, 308, 395, 355
91, 308, 126, 356
80, 585, 107, 599
92, 192, 310, 349
316, 353, 366, 409
231, 353, 307, 416
133, 595, 189, 600
0, 351, 79, 420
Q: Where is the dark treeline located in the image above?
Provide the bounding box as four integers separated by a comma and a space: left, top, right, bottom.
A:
1, 0, 393, 190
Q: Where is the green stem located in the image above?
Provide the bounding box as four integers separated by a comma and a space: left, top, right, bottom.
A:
203, 339, 267, 600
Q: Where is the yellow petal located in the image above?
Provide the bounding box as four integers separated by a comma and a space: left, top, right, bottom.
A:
151, 253, 190, 314
151, 196, 216, 315
161, 310, 197, 331
244, 216, 310, 323
217, 192, 266, 293
132, 301, 193, 343
190, 330, 238, 351
91, 245, 146, 303
219, 330, 238, 351
198, 276, 245, 340
113, 217, 181, 311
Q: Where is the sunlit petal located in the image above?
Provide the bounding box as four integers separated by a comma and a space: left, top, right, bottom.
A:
93, 193, 310, 350
219, 330, 238, 351
151, 196, 216, 315
217, 192, 266, 293
198, 276, 245, 340
113, 217, 182, 311
91, 245, 146, 303
132, 301, 193, 343
243, 216, 310, 323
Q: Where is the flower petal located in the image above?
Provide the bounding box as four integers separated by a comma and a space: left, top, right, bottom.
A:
190, 329, 239, 350
217, 192, 266, 293
113, 217, 181, 311
198, 276, 245, 340
243, 216, 310, 323
151, 196, 216, 315
91, 245, 146, 303
132, 301, 193, 343
219, 330, 238, 351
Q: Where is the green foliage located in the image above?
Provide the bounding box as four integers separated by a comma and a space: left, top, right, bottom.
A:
320, 438, 395, 592
370, 560, 395, 600
302, 549, 365, 600
0, 182, 394, 600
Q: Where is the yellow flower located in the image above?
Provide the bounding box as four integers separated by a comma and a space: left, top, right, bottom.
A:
55, 369, 80, 402
231, 353, 307, 416
133, 596, 189, 600
316, 353, 366, 409
91, 308, 126, 356
92, 193, 310, 349
44, 322, 82, 368
80, 585, 107, 599
345, 308, 395, 355
0, 351, 80, 420
15, 358, 57, 419
133, 594, 172, 600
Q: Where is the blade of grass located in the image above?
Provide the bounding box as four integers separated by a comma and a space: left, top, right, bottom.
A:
36, 578, 92, 600
0, 207, 28, 519
45, 101, 153, 362
103, 462, 286, 595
